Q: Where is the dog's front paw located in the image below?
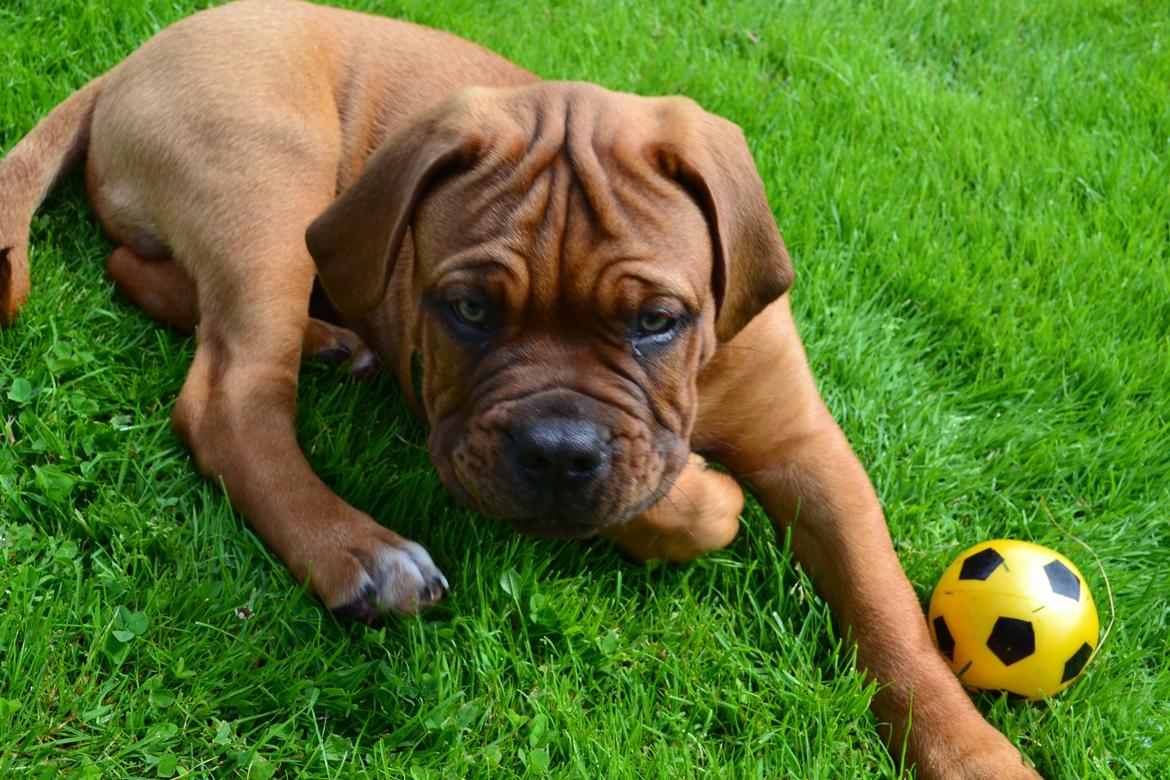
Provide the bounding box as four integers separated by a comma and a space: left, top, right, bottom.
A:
949, 736, 1042, 780
913, 719, 1042, 780
320, 532, 448, 623
602, 453, 744, 562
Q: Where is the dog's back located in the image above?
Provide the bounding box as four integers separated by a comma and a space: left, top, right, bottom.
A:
0, 0, 533, 325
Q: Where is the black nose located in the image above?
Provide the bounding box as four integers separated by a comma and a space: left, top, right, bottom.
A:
512, 417, 610, 490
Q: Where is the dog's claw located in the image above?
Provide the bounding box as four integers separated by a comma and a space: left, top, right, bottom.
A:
334, 585, 382, 625
347, 347, 379, 380
416, 574, 447, 606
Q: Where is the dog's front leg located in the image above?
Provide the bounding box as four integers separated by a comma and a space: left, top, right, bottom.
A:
694, 298, 1041, 780
167, 203, 445, 622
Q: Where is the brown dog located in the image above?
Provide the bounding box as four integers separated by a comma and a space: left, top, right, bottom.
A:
0, 1, 1039, 777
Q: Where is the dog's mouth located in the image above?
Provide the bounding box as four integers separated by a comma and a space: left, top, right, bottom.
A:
445, 454, 640, 538
511, 466, 688, 538
437, 420, 687, 539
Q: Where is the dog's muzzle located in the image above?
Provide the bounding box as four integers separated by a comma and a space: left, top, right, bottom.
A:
438, 383, 684, 540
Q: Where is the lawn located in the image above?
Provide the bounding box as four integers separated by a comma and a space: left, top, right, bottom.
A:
1, 0, 1167, 777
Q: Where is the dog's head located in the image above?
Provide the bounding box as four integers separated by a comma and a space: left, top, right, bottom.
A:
306, 82, 791, 538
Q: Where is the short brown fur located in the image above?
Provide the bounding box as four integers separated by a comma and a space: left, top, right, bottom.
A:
0, 2, 1038, 777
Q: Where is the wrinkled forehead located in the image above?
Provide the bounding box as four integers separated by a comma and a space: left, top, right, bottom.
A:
411, 106, 713, 313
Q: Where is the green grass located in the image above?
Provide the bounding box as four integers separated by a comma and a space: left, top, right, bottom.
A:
2, 0, 1168, 777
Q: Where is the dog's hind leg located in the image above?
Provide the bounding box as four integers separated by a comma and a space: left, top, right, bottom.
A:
106, 247, 199, 331
106, 246, 377, 377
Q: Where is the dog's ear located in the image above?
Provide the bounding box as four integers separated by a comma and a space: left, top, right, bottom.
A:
306, 96, 484, 317
652, 99, 794, 342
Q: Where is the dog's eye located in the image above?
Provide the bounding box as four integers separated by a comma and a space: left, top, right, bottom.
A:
636, 310, 676, 337
452, 300, 487, 325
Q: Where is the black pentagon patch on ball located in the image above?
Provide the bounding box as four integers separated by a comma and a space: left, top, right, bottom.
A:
959, 547, 1005, 581
1043, 559, 1081, 601
1061, 642, 1093, 683
933, 615, 956, 661
986, 617, 1035, 666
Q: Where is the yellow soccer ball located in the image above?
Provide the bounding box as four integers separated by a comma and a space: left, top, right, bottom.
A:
928, 539, 1099, 699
